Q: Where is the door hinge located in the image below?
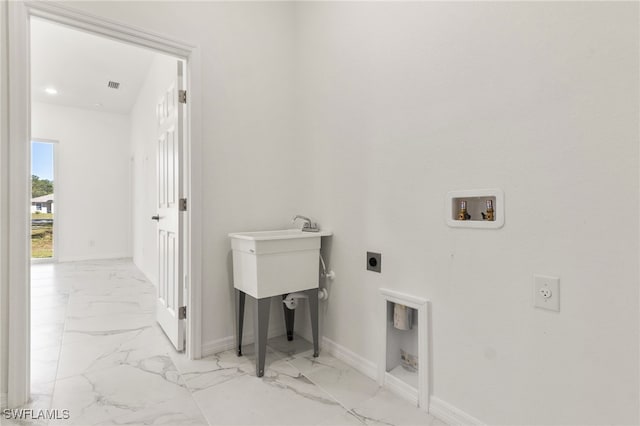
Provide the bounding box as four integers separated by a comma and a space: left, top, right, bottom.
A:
179, 198, 187, 211
179, 90, 187, 104
179, 306, 187, 320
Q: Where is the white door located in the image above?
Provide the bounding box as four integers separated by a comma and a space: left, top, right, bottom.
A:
155, 61, 185, 351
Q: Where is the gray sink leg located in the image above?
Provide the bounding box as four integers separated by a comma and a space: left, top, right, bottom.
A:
304, 289, 319, 357
282, 294, 295, 341
235, 289, 245, 356
254, 296, 271, 377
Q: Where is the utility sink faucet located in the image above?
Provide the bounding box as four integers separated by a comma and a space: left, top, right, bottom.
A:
292, 215, 319, 232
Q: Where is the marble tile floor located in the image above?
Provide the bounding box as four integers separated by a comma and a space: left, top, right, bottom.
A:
8, 259, 444, 426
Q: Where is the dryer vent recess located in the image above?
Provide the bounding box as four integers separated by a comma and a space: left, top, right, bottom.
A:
367, 252, 381, 273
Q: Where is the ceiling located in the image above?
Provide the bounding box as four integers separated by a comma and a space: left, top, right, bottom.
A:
31, 18, 157, 114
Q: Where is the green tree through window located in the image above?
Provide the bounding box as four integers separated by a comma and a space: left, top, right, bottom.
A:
32, 175, 53, 198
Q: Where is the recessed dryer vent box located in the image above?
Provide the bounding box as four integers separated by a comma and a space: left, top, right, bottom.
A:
445, 189, 504, 229
379, 288, 429, 411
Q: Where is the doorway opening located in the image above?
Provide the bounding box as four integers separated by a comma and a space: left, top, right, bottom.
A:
30, 140, 56, 262
6, 1, 203, 409
28, 14, 186, 396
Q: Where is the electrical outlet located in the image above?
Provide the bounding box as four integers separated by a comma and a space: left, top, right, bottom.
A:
533, 274, 560, 312
366, 252, 381, 273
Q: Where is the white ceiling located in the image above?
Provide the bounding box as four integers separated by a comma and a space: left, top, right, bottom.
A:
31, 18, 157, 114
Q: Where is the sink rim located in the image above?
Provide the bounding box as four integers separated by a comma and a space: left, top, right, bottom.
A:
228, 228, 332, 241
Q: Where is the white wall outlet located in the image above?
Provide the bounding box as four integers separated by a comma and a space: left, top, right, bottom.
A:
533, 274, 560, 312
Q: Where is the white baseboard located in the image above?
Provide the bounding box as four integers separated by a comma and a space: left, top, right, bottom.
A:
201, 325, 286, 357
321, 336, 378, 382
429, 397, 485, 426
0, 393, 7, 409
384, 371, 418, 406
57, 253, 131, 263
201, 335, 235, 356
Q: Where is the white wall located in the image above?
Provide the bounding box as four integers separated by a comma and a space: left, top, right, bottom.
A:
129, 54, 176, 284
31, 102, 132, 262
296, 2, 639, 425
65, 1, 309, 344
2, 3, 638, 424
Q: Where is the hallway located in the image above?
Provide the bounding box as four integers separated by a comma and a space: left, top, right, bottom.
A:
20, 260, 441, 426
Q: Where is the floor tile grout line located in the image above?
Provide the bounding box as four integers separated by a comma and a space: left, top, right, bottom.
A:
47, 274, 72, 410
282, 357, 368, 425
95, 356, 210, 426
185, 367, 238, 426
55, 291, 74, 412
288, 351, 406, 425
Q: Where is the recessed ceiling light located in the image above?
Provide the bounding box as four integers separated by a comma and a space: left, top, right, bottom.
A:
45, 87, 58, 95
94, 103, 103, 108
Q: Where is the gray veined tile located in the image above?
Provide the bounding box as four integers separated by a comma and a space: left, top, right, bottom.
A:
240, 342, 289, 376
287, 351, 348, 375
65, 265, 153, 299
267, 333, 315, 360
50, 361, 191, 426
69, 282, 154, 299
66, 296, 154, 318
171, 342, 287, 392
289, 354, 381, 410
56, 325, 175, 380
349, 389, 444, 426
95, 395, 208, 426
192, 358, 344, 426
170, 348, 254, 392
63, 312, 155, 335
316, 410, 366, 426
54, 331, 129, 380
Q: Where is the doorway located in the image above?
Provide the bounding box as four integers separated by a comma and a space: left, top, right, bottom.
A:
30, 140, 56, 262
6, 1, 203, 408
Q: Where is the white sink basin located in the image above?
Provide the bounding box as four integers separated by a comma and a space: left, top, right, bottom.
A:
229, 228, 332, 241
229, 229, 332, 298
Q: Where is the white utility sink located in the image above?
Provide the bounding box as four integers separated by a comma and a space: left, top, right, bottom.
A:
229, 229, 332, 299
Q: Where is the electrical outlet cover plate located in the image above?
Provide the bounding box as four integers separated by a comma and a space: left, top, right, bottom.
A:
367, 252, 381, 273
533, 274, 560, 312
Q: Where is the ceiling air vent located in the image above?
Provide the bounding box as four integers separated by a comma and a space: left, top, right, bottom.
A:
107, 81, 120, 89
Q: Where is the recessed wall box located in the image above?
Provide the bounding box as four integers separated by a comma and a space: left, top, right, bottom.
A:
445, 189, 504, 229
379, 288, 429, 410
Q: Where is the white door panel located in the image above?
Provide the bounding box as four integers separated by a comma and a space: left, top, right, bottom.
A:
155, 61, 185, 351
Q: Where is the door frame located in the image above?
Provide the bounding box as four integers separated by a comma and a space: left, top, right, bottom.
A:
30, 138, 58, 264
7, 0, 203, 407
